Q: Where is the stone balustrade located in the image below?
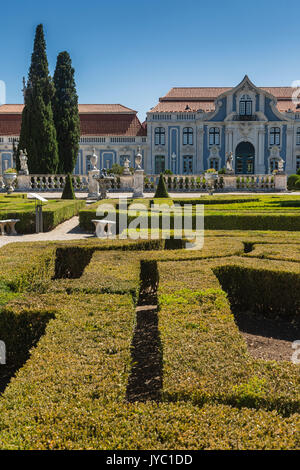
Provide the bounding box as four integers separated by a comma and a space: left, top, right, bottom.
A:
144, 174, 286, 192
0, 172, 288, 194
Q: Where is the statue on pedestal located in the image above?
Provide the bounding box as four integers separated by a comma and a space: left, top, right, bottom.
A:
19, 149, 29, 175
225, 152, 234, 174
123, 158, 131, 175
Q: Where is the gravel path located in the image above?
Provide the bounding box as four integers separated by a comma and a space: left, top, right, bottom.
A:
0, 216, 94, 247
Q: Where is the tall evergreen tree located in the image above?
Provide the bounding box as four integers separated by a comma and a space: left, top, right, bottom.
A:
19, 24, 59, 174
52, 51, 80, 174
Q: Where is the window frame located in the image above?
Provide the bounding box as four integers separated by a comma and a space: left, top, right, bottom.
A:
209, 127, 220, 146
270, 127, 281, 146
296, 128, 300, 146
154, 127, 165, 146
239, 94, 252, 116
183, 127, 193, 145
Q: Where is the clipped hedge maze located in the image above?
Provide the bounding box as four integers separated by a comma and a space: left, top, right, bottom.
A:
0, 233, 299, 449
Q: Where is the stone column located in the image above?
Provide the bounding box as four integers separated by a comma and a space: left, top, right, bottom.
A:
274, 173, 287, 191
87, 170, 100, 199
17, 174, 31, 191
132, 169, 144, 198
257, 125, 266, 174
120, 175, 134, 191
223, 175, 237, 190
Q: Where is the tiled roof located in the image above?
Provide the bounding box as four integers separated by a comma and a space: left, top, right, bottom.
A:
0, 104, 146, 137
0, 104, 137, 114
160, 86, 295, 101
150, 101, 215, 113
78, 104, 137, 114
148, 86, 298, 114
0, 115, 22, 135
0, 104, 24, 113
80, 114, 146, 136
161, 87, 231, 100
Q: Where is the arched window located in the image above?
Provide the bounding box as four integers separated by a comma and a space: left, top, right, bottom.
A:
270, 127, 281, 146
297, 127, 300, 145
183, 127, 193, 145
155, 127, 165, 145
209, 127, 220, 146
239, 94, 252, 116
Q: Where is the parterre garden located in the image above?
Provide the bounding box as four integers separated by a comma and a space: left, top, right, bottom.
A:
0, 194, 84, 233
0, 195, 299, 449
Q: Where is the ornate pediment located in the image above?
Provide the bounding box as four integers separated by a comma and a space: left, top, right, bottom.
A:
269, 145, 281, 159
208, 145, 220, 159
238, 122, 253, 140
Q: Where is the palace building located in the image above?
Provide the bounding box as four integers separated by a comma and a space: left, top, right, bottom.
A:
1, 76, 300, 175
0, 104, 147, 174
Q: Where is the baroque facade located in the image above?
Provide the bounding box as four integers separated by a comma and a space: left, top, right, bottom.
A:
146, 76, 300, 176
1, 76, 300, 175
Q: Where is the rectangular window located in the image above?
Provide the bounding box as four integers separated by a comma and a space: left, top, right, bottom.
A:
155, 155, 165, 174
210, 158, 219, 171
183, 155, 193, 174
296, 156, 300, 171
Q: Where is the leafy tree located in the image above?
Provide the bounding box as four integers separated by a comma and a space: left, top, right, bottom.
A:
19, 24, 59, 174
61, 173, 75, 199
52, 51, 80, 174
154, 173, 170, 198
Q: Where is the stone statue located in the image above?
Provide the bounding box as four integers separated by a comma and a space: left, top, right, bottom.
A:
226, 152, 234, 173
89, 148, 98, 171
123, 158, 131, 175
278, 158, 284, 173
19, 149, 29, 175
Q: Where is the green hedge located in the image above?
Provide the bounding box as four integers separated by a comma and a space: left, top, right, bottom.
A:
158, 259, 300, 415
288, 174, 300, 190
214, 264, 300, 319
0, 200, 85, 234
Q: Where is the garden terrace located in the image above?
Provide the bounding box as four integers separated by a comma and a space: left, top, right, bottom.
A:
79, 195, 300, 233
0, 195, 84, 233
0, 232, 299, 449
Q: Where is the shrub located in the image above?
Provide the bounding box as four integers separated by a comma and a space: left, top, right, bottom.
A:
287, 174, 300, 190
61, 174, 75, 199
154, 174, 169, 198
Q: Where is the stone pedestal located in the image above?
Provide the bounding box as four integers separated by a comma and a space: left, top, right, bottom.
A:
132, 169, 144, 198
17, 174, 31, 191
274, 173, 287, 191
223, 175, 237, 190
120, 175, 134, 191
88, 170, 100, 199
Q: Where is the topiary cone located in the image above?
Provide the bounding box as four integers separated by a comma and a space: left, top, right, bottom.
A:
154, 173, 169, 198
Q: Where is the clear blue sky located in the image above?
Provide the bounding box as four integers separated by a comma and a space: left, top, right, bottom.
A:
1, 0, 300, 120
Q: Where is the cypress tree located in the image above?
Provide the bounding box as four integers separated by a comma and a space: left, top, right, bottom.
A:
61, 173, 75, 199
19, 24, 59, 174
154, 173, 170, 198
52, 51, 80, 174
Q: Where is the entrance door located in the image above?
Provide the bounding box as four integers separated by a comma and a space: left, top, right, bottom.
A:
183, 155, 193, 174
155, 155, 165, 174
235, 142, 255, 174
